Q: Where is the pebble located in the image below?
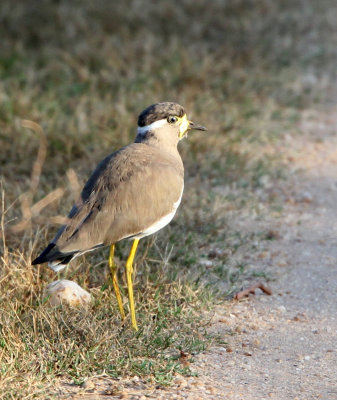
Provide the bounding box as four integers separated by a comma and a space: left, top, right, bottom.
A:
218, 347, 227, 353
277, 305, 287, 313
44, 280, 91, 307
299, 191, 313, 203
199, 259, 213, 268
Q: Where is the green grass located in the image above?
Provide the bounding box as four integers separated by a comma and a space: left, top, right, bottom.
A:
0, 269, 212, 397
1, 0, 336, 397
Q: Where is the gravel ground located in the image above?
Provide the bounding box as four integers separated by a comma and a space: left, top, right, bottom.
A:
59, 112, 337, 399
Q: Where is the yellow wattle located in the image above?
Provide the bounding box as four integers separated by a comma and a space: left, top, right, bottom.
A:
179, 114, 190, 139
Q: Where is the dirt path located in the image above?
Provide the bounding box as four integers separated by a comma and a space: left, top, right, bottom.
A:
168, 110, 337, 400
145, 111, 337, 399
179, 111, 337, 400
60, 112, 337, 399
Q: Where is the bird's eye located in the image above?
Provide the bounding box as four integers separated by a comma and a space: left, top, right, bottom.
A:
167, 116, 178, 124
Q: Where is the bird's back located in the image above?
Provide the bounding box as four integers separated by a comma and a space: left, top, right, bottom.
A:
47, 143, 184, 257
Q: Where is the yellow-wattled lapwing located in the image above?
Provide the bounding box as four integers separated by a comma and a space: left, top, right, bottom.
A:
32, 102, 206, 330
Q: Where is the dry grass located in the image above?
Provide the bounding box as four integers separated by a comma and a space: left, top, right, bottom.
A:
1, 0, 336, 397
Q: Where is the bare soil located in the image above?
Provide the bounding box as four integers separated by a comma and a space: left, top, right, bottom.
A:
59, 111, 337, 399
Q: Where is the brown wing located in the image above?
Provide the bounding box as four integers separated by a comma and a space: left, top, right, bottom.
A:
53, 143, 184, 254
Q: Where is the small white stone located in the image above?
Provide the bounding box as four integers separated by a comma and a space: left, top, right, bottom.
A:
44, 279, 91, 307
199, 259, 213, 268
300, 191, 313, 203
218, 347, 227, 353
277, 305, 287, 313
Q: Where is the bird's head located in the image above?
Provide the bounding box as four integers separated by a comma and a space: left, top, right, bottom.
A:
135, 102, 206, 145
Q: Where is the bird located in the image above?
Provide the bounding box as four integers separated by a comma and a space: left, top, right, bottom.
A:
32, 102, 206, 330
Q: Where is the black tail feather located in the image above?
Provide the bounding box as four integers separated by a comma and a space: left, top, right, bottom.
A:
50, 254, 74, 266
32, 242, 104, 266
32, 243, 74, 265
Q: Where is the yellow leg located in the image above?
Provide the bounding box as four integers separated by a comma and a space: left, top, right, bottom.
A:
126, 239, 140, 331
109, 244, 126, 320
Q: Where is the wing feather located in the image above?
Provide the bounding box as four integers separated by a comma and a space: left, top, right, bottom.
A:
53, 144, 183, 253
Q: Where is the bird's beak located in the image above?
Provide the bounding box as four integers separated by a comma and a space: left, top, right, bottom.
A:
188, 121, 207, 131
179, 115, 207, 139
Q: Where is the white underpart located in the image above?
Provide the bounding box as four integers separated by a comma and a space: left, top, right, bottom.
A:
48, 245, 103, 272
48, 262, 68, 272
132, 186, 184, 239
137, 118, 167, 135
